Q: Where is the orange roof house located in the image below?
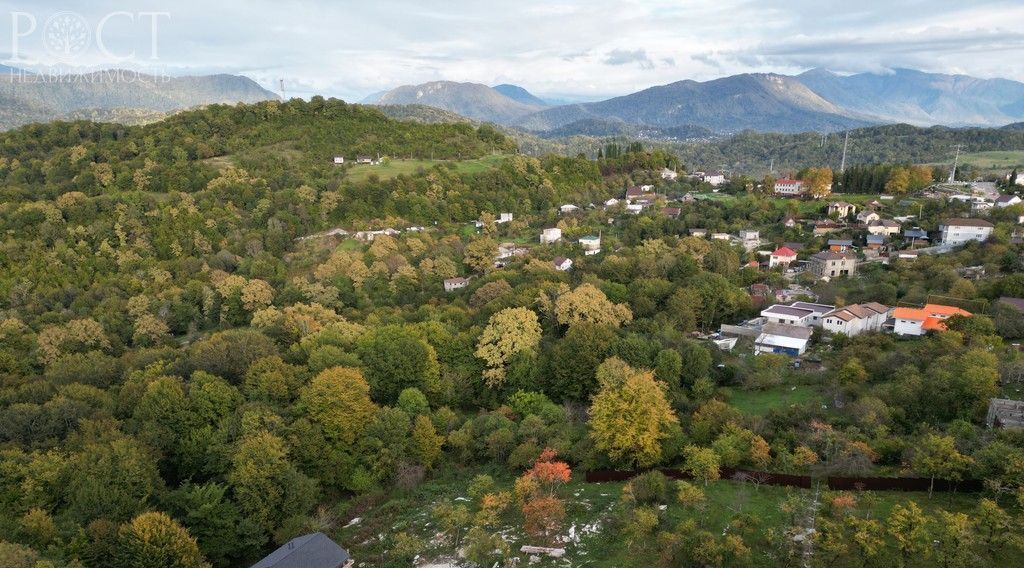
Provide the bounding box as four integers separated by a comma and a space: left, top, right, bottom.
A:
892, 304, 971, 335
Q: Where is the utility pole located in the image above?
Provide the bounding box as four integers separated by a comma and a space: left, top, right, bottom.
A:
279, 79, 286, 100
948, 144, 962, 183
769, 158, 774, 174
839, 132, 849, 172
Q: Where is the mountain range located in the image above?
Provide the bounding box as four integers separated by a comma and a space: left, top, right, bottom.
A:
0, 68, 279, 130
365, 68, 1024, 135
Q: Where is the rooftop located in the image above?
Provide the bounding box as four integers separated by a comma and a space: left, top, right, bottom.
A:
942, 218, 994, 228
250, 533, 350, 568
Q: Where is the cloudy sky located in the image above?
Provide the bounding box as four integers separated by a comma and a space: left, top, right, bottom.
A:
3, 0, 1024, 101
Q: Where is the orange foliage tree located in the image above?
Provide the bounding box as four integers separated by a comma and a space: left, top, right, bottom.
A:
517, 448, 571, 543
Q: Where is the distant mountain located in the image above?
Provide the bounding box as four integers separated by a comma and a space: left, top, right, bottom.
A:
516, 73, 870, 134
375, 104, 475, 124
372, 81, 543, 124
0, 70, 278, 130
492, 84, 549, 107
360, 90, 388, 104
1003, 122, 1024, 131
536, 117, 714, 140
796, 68, 1024, 127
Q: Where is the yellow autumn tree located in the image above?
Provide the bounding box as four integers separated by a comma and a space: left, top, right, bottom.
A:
115, 511, 209, 568
475, 307, 542, 386
554, 284, 632, 328
589, 361, 679, 468
802, 167, 834, 198
298, 367, 378, 447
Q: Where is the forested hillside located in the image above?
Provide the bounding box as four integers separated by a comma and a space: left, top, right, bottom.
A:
2, 100, 1024, 568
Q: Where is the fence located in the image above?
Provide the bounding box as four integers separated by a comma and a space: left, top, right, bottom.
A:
585, 468, 980, 494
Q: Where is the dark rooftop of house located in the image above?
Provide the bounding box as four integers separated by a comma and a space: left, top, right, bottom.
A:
250, 533, 350, 568
999, 297, 1024, 312
942, 218, 995, 228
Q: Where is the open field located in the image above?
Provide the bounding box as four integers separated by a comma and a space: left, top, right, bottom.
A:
957, 150, 1024, 171
331, 467, 984, 568
724, 384, 825, 416
344, 154, 510, 183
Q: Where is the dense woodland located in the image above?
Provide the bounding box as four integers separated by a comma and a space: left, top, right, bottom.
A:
2, 99, 1024, 567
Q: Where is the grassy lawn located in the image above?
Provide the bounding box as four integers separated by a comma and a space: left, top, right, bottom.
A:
344, 154, 509, 183
725, 384, 824, 416
957, 150, 1024, 171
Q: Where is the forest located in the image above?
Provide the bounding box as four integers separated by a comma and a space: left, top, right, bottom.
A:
1, 99, 1024, 567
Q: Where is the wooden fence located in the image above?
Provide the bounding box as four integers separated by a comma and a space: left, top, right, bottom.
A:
585, 468, 981, 493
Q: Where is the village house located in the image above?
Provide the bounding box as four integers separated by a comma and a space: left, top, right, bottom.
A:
812, 220, 842, 236
865, 234, 886, 251
782, 215, 798, 228
700, 171, 727, 186
579, 235, 601, 255
895, 250, 920, 261
998, 297, 1024, 313
939, 218, 995, 245
553, 256, 573, 271
867, 219, 901, 236
333, 156, 345, 164
559, 204, 580, 214
604, 198, 620, 208
689, 228, 709, 238
857, 210, 881, 223
754, 323, 813, 356
626, 203, 644, 214
443, 277, 469, 292
809, 251, 857, 278
355, 155, 380, 165
711, 232, 730, 241
540, 227, 562, 244
761, 302, 834, 327
769, 246, 798, 268
625, 185, 656, 202
774, 179, 806, 196
251, 532, 353, 568
996, 194, 1022, 208
662, 207, 681, 218
903, 227, 929, 246
828, 239, 853, 252
496, 212, 513, 224
660, 167, 679, 181
1014, 172, 1024, 186
892, 304, 971, 336
828, 201, 857, 218
822, 303, 891, 336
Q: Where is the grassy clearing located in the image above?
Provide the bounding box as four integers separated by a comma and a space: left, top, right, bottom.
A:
344, 154, 509, 183
725, 384, 824, 416
327, 466, 988, 568
957, 150, 1024, 171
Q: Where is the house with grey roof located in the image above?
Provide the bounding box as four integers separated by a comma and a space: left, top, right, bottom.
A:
754, 323, 814, 356
250, 532, 352, 568
809, 251, 856, 278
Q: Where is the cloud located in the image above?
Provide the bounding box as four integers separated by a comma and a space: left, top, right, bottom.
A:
0, 0, 1021, 99
603, 49, 655, 69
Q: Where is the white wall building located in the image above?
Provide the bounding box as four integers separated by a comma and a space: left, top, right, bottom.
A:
821, 303, 891, 336
760, 302, 834, 327
939, 218, 994, 245
540, 227, 562, 244
754, 323, 813, 356
774, 179, 806, 196
579, 235, 601, 255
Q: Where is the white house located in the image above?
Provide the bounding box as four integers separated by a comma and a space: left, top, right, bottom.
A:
604, 198, 620, 208
701, 171, 726, 186
355, 155, 380, 165
939, 218, 994, 245
821, 303, 891, 336
333, 156, 345, 164
1011, 172, 1024, 186
443, 277, 469, 292
996, 195, 1022, 208
893, 304, 971, 336
828, 201, 857, 217
769, 246, 798, 268
579, 235, 601, 256
739, 229, 759, 242
711, 232, 731, 241
760, 302, 834, 327
540, 227, 562, 244
857, 210, 881, 223
496, 213, 513, 224
559, 204, 580, 214
754, 323, 813, 356
774, 179, 806, 196
661, 168, 679, 181
553, 256, 573, 271
626, 203, 644, 215
866, 219, 901, 236
809, 251, 857, 278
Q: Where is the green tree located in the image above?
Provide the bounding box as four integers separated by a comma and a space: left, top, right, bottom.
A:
886, 502, 930, 567
911, 434, 973, 497
113, 511, 210, 568
683, 445, 721, 486
410, 415, 444, 468
358, 325, 441, 404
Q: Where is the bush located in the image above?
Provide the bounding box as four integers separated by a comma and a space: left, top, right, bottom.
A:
625, 471, 670, 506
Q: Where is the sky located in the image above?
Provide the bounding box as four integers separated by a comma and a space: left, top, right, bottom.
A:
2, 0, 1024, 101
